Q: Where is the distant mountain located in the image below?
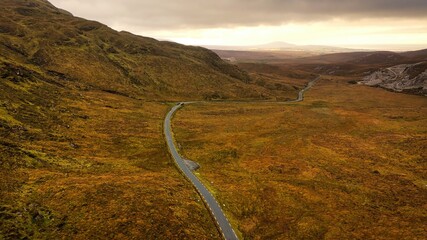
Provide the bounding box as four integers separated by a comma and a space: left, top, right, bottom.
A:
203, 42, 354, 53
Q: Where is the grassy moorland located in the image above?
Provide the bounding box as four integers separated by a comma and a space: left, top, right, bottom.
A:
0, 0, 306, 238
1, 0, 322, 238
1, 0, 426, 239
236, 63, 316, 101
173, 77, 427, 239
0, 85, 221, 239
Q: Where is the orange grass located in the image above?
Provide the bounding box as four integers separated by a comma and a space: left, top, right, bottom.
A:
1, 90, 220, 239
173, 76, 427, 239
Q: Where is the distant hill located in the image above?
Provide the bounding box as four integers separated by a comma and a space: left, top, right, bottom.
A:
302, 51, 406, 65
347, 52, 405, 64
213, 50, 318, 63
213, 50, 407, 65
294, 49, 427, 65
400, 49, 427, 60
0, 0, 273, 101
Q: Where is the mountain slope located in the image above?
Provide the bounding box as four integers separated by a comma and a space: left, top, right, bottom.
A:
0, 0, 276, 239
0, 0, 269, 100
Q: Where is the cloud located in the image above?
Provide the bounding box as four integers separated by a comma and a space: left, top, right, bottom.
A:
50, 0, 427, 30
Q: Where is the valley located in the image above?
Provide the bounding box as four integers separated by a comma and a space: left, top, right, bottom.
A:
1, 0, 426, 239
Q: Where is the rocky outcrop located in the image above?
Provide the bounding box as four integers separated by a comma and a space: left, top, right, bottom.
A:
184, 159, 200, 171
360, 62, 427, 95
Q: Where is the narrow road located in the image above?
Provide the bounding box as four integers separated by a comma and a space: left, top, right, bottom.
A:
164, 104, 239, 240
288, 76, 320, 102
163, 76, 319, 240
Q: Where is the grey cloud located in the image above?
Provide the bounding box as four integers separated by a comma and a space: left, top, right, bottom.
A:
50, 0, 427, 29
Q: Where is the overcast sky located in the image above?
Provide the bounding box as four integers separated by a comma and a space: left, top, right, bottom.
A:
50, 0, 427, 50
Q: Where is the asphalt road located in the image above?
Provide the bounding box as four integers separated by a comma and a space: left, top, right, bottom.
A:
287, 76, 320, 102
163, 76, 319, 240
164, 103, 239, 240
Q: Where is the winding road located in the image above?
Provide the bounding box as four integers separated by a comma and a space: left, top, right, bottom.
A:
288, 76, 320, 102
163, 76, 320, 240
164, 104, 239, 240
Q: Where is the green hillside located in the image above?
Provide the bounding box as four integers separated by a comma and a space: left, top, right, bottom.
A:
0, 0, 271, 100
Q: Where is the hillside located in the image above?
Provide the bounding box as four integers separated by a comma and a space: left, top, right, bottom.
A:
0, 0, 273, 101
0, 0, 280, 238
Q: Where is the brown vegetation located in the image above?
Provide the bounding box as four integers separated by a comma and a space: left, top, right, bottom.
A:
0, 0, 307, 238
0, 84, 221, 238
173, 76, 427, 239
1, 0, 426, 239
235, 63, 317, 101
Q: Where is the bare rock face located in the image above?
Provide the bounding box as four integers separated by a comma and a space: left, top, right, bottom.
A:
360, 62, 427, 96
184, 159, 200, 171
